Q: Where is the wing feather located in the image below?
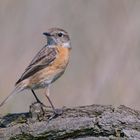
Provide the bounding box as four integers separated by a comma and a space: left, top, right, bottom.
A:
15, 46, 57, 85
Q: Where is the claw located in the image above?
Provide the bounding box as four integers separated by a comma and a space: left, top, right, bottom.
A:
48, 108, 63, 121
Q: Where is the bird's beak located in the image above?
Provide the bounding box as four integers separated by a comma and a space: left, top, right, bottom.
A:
43, 32, 51, 36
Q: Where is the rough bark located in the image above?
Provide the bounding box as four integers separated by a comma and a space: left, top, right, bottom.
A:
0, 103, 140, 140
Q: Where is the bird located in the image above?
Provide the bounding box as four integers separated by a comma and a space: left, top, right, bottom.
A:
0, 27, 71, 114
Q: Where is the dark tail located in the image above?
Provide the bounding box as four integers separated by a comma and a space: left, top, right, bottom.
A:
0, 83, 26, 107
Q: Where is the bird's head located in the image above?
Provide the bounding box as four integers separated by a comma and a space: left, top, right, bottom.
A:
43, 28, 71, 49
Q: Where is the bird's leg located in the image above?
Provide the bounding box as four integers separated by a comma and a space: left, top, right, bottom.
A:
44, 87, 55, 110
31, 89, 47, 107
45, 87, 63, 118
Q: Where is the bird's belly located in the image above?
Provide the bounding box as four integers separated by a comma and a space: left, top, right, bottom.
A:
42, 70, 64, 87
30, 68, 65, 89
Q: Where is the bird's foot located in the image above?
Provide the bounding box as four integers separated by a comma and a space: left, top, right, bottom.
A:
54, 108, 63, 116
48, 108, 63, 121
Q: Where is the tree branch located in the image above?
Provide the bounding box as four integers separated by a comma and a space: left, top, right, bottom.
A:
0, 103, 140, 139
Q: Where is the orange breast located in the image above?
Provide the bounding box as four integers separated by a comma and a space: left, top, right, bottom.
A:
53, 46, 70, 69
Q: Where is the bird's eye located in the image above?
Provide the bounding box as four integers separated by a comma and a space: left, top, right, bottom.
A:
58, 32, 63, 37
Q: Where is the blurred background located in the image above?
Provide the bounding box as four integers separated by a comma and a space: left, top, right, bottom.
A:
0, 0, 140, 114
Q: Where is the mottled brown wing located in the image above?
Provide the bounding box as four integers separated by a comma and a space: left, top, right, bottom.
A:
15, 46, 57, 85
